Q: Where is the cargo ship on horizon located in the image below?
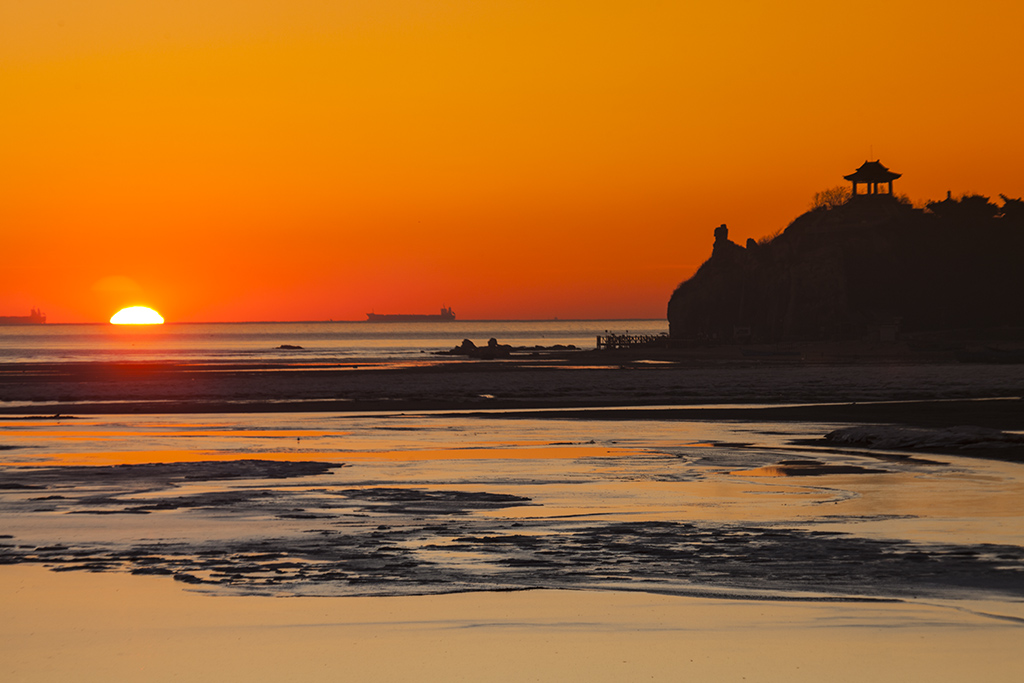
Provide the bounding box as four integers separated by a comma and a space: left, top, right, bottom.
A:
0, 307, 46, 325
365, 306, 456, 323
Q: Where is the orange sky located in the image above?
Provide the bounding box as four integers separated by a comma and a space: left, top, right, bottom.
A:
2, 1, 1022, 322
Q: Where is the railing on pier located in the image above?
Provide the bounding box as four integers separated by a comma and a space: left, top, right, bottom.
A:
595, 333, 669, 350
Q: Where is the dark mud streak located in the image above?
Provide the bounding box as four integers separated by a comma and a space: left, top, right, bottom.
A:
465, 399, 1024, 433
0, 460, 344, 488
3, 361, 1023, 431
2, 521, 1021, 600
2, 480, 1021, 600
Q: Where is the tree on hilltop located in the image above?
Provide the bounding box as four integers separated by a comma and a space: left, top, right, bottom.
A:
810, 186, 851, 211
925, 193, 999, 222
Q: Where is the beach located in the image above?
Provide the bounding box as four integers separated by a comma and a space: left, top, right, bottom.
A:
5, 565, 1022, 683
2, 352, 1023, 681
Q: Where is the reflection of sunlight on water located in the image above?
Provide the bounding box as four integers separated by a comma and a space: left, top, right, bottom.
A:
486, 479, 845, 524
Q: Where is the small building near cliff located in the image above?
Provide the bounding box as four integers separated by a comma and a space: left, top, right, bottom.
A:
844, 160, 901, 197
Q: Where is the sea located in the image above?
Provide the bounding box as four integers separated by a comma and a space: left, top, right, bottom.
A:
0, 319, 667, 365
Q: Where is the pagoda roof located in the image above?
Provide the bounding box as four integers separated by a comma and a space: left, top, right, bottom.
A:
844, 160, 901, 182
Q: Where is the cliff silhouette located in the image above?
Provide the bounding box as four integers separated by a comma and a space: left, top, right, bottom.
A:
668, 193, 1024, 344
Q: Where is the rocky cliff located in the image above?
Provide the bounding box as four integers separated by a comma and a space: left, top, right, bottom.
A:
667, 195, 1024, 343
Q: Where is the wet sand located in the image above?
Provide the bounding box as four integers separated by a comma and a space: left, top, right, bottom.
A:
4, 564, 1022, 683
2, 359, 1022, 680
3, 412, 1022, 598
1, 356, 1023, 415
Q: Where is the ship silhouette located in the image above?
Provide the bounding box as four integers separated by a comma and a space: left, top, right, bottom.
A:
0, 307, 46, 325
365, 306, 456, 323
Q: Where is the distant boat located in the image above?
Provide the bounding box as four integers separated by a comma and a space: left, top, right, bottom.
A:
365, 306, 456, 323
0, 307, 46, 325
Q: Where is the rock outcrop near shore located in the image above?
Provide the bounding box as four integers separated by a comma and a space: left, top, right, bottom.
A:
668, 195, 1024, 343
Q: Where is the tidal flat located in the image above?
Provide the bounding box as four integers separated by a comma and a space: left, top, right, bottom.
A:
2, 363, 1023, 681
2, 411, 1024, 601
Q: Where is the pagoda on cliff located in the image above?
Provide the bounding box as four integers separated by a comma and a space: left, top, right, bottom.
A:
844, 160, 901, 197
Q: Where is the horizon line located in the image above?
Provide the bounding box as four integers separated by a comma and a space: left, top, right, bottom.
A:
23, 317, 666, 326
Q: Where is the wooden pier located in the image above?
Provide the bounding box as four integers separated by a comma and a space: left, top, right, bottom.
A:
595, 333, 669, 350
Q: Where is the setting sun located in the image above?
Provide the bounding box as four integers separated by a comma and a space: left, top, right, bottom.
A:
110, 306, 165, 325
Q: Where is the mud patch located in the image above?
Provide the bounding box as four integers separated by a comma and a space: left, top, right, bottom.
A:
823, 425, 1024, 462
731, 459, 889, 477
0, 460, 343, 489
2, 517, 1021, 600
1, 459, 1021, 600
